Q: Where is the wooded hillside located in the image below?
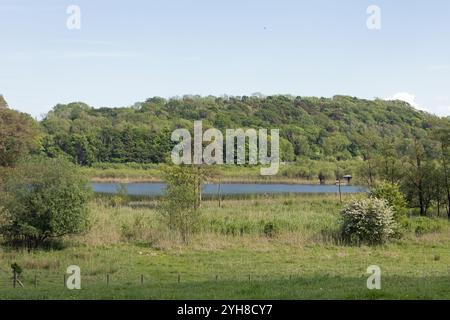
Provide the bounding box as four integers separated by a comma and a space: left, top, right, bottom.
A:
39, 95, 448, 165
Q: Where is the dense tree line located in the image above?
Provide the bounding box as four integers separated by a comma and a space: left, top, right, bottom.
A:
358, 118, 450, 217
39, 95, 447, 165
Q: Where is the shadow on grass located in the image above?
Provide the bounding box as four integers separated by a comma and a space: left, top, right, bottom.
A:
1, 275, 449, 300
0, 238, 69, 252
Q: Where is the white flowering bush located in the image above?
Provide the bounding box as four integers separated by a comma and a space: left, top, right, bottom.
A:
340, 198, 397, 245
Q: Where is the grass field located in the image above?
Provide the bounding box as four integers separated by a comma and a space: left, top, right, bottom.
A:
1, 194, 450, 300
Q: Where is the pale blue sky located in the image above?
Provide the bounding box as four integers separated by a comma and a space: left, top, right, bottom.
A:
1, 0, 449, 117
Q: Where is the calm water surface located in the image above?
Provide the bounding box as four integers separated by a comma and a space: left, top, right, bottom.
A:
92, 182, 366, 196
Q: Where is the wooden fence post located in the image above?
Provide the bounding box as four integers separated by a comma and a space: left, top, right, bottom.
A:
13, 269, 17, 288
218, 178, 222, 208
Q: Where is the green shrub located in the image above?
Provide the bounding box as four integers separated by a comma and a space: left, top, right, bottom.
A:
340, 198, 397, 245
369, 182, 407, 222
109, 184, 129, 207
0, 156, 91, 249
121, 214, 149, 241
405, 217, 444, 236
11, 262, 23, 275
262, 222, 278, 238
110, 195, 125, 208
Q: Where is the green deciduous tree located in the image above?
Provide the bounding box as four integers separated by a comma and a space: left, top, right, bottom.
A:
0, 108, 41, 167
0, 157, 92, 249
432, 121, 450, 218
158, 165, 202, 243
369, 182, 407, 222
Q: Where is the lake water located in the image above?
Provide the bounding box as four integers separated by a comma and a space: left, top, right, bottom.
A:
92, 182, 366, 196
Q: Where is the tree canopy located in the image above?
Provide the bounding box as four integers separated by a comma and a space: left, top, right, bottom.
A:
40, 95, 449, 165
0, 156, 91, 248
0, 107, 41, 167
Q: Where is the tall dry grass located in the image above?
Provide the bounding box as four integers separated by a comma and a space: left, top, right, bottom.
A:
74, 194, 356, 250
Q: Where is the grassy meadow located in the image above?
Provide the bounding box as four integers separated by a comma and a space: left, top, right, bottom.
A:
1, 194, 450, 300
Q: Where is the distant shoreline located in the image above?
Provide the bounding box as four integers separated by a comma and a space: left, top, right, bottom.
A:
81, 161, 362, 185
90, 177, 345, 185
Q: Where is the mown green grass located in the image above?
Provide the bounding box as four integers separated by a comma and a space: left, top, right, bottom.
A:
1, 194, 449, 299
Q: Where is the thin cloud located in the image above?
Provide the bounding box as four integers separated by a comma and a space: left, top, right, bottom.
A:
385, 92, 450, 117
386, 92, 420, 108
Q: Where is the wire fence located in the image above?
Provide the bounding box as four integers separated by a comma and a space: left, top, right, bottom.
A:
1, 265, 448, 292
0, 270, 369, 291
1, 271, 207, 288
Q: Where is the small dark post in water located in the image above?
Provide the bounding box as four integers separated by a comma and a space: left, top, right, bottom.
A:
218, 178, 222, 208
106, 274, 110, 286
338, 178, 342, 203
178, 274, 181, 284
141, 274, 144, 285
34, 275, 37, 288
336, 162, 342, 203
215, 275, 218, 281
